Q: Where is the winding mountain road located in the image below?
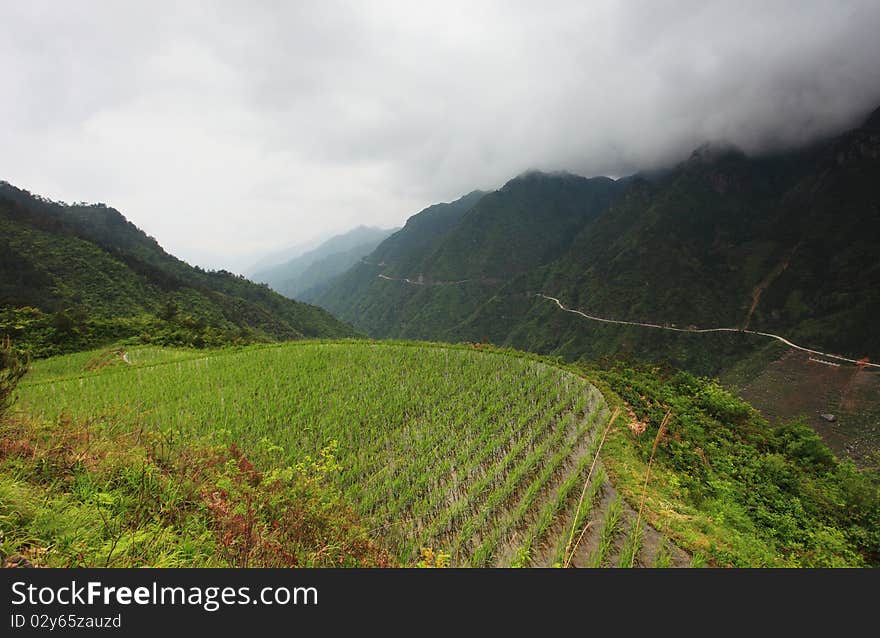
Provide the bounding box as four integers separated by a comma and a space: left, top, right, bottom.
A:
536, 294, 879, 369
371, 269, 877, 369
377, 273, 474, 286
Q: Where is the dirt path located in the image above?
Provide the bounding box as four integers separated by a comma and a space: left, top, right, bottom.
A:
377, 273, 507, 287
377, 273, 473, 286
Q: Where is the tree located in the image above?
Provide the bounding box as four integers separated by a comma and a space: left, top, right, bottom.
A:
159, 300, 179, 322
51, 308, 83, 338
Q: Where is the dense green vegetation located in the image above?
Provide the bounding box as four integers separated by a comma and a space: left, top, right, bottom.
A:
0, 339, 389, 568
3, 340, 876, 567
0, 181, 357, 358
313, 108, 880, 376
0, 419, 391, 567
596, 361, 880, 566
2, 108, 877, 570
420, 173, 624, 281
302, 190, 490, 330
360, 190, 487, 278
310, 175, 626, 338
13, 341, 611, 566
0, 339, 27, 418
474, 119, 880, 369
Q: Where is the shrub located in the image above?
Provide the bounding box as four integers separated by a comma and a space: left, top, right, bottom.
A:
0, 337, 27, 418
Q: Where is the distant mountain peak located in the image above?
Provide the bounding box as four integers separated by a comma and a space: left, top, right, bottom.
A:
511, 169, 582, 182
349, 224, 390, 233
500, 170, 605, 194
251, 225, 398, 298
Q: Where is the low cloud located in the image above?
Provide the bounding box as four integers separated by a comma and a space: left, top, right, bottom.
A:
2, 1, 879, 270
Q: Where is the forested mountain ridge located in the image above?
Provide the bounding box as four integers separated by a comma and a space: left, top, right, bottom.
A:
302, 189, 489, 334
463, 106, 880, 370
308, 177, 630, 336
419, 173, 624, 281
363, 189, 488, 276
312, 107, 880, 373
0, 182, 357, 356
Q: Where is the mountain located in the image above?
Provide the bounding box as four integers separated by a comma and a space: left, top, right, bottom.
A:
252, 225, 396, 300
312, 107, 880, 372
416, 173, 623, 280
244, 236, 324, 276
0, 182, 357, 356
459, 109, 880, 371
364, 190, 487, 274
309, 178, 627, 337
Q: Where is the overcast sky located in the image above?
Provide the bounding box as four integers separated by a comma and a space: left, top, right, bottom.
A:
3, 1, 880, 272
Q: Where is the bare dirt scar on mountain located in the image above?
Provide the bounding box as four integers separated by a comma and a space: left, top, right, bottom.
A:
737, 350, 880, 464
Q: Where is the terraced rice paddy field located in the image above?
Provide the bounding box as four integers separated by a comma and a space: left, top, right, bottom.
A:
16, 341, 685, 567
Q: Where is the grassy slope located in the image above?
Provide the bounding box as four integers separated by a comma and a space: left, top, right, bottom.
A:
4, 341, 878, 567
0, 417, 391, 568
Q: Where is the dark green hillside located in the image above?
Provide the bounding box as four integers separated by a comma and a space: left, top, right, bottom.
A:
309, 107, 880, 376
306, 190, 488, 328
368, 189, 487, 276
0, 182, 357, 356
311, 175, 628, 333
453, 289, 777, 374
304, 105, 880, 391
754, 115, 880, 357
422, 172, 623, 280
457, 110, 880, 370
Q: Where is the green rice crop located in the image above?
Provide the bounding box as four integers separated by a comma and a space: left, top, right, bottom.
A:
652, 538, 674, 568
618, 517, 644, 568
17, 341, 608, 565
588, 495, 624, 567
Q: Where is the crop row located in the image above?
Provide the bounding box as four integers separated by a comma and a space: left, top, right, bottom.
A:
18, 343, 609, 565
